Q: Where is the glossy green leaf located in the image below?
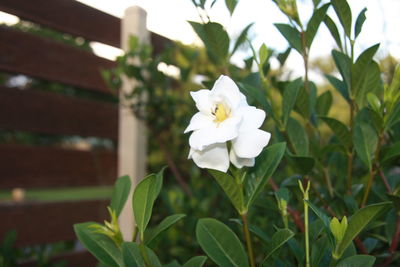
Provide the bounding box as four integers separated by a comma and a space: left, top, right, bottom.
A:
122, 242, 145, 267
353, 123, 377, 170
332, 50, 351, 90
316, 91, 333, 117
145, 214, 186, 245
189, 21, 230, 64
74, 222, 122, 267
274, 23, 302, 53
381, 141, 400, 165
110, 175, 131, 217
306, 200, 335, 247
336, 255, 375, 267
355, 8, 367, 39
352, 44, 380, 98
336, 202, 392, 258
225, 0, 238, 15
196, 218, 249, 267
245, 143, 286, 209
277, 47, 291, 66
289, 155, 315, 175
325, 74, 350, 102
324, 16, 343, 51
208, 170, 245, 214
183, 256, 207, 267
230, 218, 270, 244
287, 118, 309, 156
260, 229, 294, 266
145, 246, 162, 267
231, 23, 254, 55
305, 3, 330, 48
385, 101, 400, 130
238, 82, 272, 114
311, 237, 330, 267
321, 117, 351, 147
133, 172, 163, 240
331, 0, 352, 37
282, 78, 302, 127
367, 93, 381, 113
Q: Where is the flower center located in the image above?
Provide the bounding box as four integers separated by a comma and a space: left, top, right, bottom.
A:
213, 103, 230, 123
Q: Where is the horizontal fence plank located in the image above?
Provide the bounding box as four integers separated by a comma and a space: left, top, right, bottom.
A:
0, 0, 120, 48
0, 144, 117, 189
19, 251, 97, 267
0, 27, 115, 93
0, 199, 108, 247
151, 32, 173, 55
0, 87, 118, 139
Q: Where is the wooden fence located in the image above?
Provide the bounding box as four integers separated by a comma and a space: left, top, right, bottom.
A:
0, 0, 170, 265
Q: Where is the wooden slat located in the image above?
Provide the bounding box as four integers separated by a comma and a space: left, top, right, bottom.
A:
0, 144, 117, 189
19, 251, 97, 267
0, 200, 108, 247
0, 87, 118, 139
151, 32, 173, 55
0, 27, 115, 93
0, 0, 121, 48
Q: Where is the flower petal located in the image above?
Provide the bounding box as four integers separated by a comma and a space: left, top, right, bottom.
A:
184, 112, 213, 133
189, 115, 241, 150
211, 75, 246, 109
237, 106, 266, 130
229, 149, 255, 168
190, 89, 212, 114
232, 129, 271, 158
189, 143, 229, 172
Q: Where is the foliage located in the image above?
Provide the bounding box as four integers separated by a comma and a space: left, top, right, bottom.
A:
82, 0, 400, 266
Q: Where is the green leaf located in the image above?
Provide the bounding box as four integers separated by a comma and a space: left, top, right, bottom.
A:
331, 0, 352, 37
316, 91, 333, 117
183, 256, 207, 267
311, 236, 330, 267
287, 118, 309, 156
385, 101, 400, 130
352, 44, 380, 99
332, 50, 351, 90
366, 93, 381, 113
145, 214, 186, 245
260, 229, 294, 266
231, 23, 254, 55
289, 155, 315, 175
336, 202, 392, 258
208, 170, 245, 214
225, 0, 238, 15
122, 242, 145, 267
277, 47, 291, 66
133, 172, 163, 240
165, 260, 181, 267
306, 3, 330, 48
189, 21, 229, 64
146, 246, 162, 267
238, 83, 272, 114
325, 74, 350, 102
245, 143, 286, 209
110, 175, 131, 217
230, 219, 270, 244
259, 44, 269, 66
196, 218, 249, 267
306, 200, 335, 247
381, 141, 400, 165
324, 16, 343, 51
354, 8, 367, 39
74, 222, 122, 267
320, 117, 351, 147
336, 255, 375, 267
274, 23, 302, 53
353, 122, 377, 170
282, 78, 302, 127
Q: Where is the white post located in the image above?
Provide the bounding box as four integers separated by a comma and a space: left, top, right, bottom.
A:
118, 6, 149, 240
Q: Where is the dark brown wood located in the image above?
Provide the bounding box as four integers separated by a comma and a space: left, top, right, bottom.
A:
0, 144, 117, 189
0, 87, 118, 139
151, 32, 173, 55
0, 27, 116, 93
0, 199, 108, 247
0, 0, 121, 48
19, 251, 97, 267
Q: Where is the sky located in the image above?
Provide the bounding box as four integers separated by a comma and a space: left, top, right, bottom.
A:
1, 0, 399, 75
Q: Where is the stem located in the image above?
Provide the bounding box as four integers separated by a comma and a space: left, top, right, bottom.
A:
323, 167, 334, 198
347, 101, 355, 194
241, 213, 255, 267
377, 165, 391, 193
132, 225, 138, 242
361, 168, 375, 207
304, 196, 310, 267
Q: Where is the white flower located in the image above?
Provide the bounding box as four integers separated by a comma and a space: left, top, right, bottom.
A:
185, 75, 271, 172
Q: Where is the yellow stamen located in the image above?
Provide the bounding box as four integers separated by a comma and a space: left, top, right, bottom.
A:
213, 103, 229, 123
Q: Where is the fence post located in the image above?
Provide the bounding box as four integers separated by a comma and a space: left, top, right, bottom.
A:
118, 6, 149, 240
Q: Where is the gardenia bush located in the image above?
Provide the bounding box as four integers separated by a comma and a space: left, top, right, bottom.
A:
75, 0, 400, 266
